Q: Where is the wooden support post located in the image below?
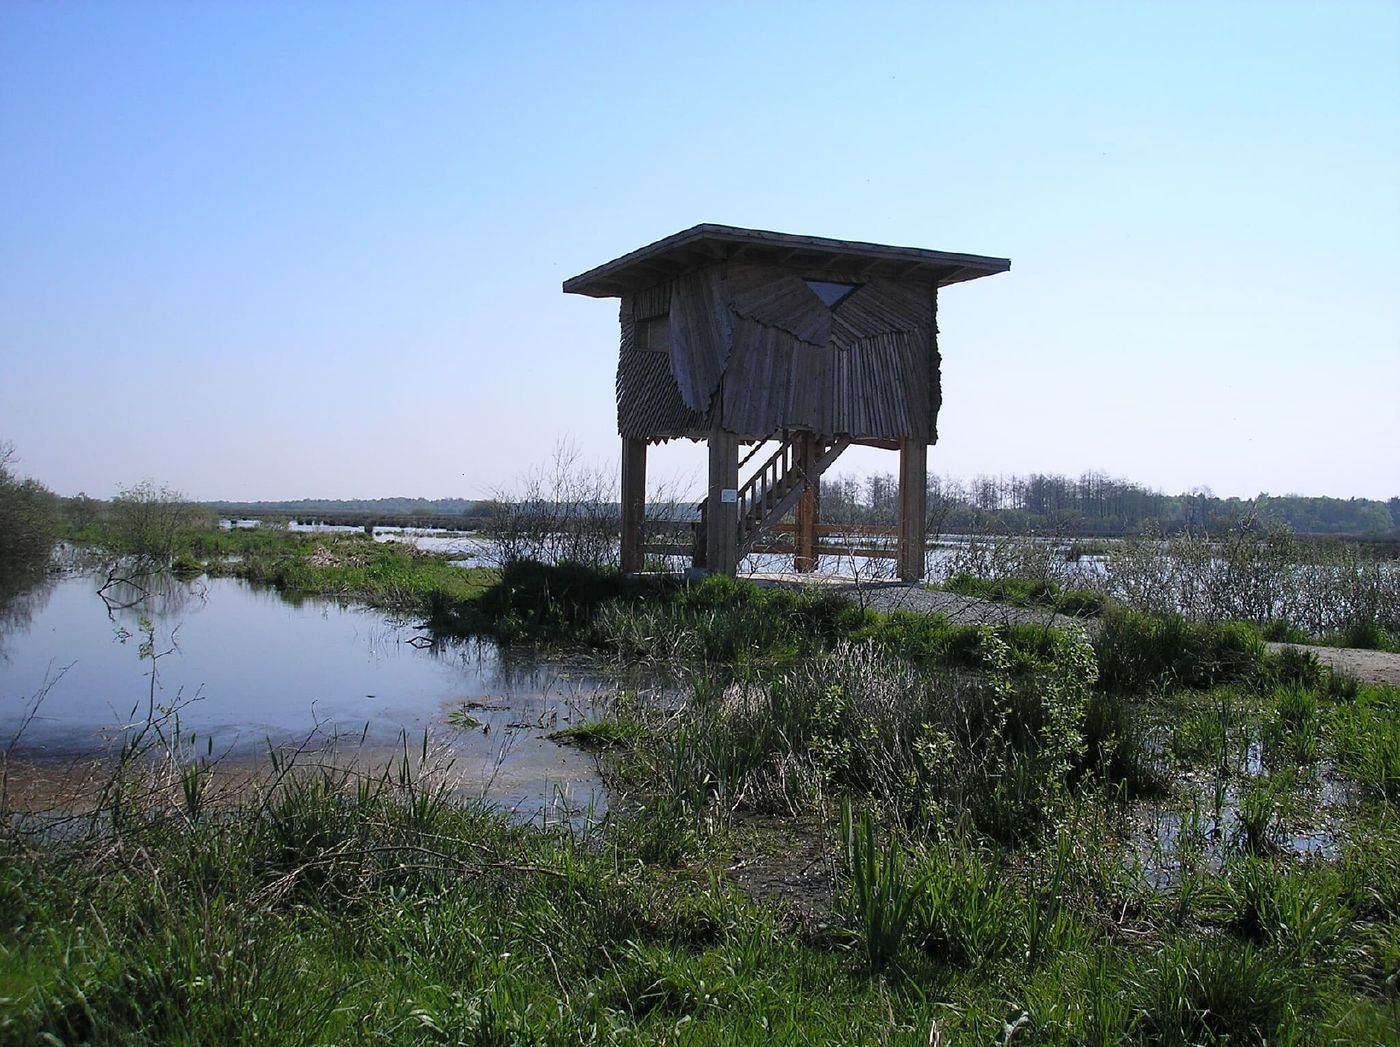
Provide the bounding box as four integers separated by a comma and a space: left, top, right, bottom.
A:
794, 433, 820, 573
897, 439, 928, 582
705, 427, 739, 576
620, 437, 647, 574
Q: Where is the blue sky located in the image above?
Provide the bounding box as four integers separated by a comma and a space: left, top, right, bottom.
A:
2, 1, 1396, 501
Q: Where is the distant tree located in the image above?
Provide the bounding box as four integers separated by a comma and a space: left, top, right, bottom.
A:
61, 491, 104, 533
0, 441, 59, 579
108, 481, 212, 565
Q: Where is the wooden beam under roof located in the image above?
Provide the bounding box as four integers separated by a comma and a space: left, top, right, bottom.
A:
563, 223, 1010, 299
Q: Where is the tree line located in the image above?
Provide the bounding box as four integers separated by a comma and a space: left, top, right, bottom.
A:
823, 470, 1400, 538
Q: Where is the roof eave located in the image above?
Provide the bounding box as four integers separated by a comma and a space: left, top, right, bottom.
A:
562, 224, 1010, 299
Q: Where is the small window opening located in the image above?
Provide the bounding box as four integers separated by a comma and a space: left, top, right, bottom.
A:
804, 279, 862, 308
636, 316, 670, 351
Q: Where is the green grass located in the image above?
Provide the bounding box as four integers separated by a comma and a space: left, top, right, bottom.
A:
554, 714, 644, 750
22, 550, 1398, 1042
1094, 607, 1270, 693
1332, 684, 1400, 804
2, 747, 1392, 1046
203, 532, 496, 609
1330, 619, 1400, 653
67, 522, 498, 617
840, 801, 927, 972
941, 572, 1107, 617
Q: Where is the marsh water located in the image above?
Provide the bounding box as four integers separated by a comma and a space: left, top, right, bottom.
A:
0, 563, 622, 820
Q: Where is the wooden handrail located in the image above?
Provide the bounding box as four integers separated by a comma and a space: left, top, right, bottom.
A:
768, 522, 901, 538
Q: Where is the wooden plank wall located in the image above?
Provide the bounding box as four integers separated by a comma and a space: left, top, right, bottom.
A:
928, 287, 941, 443
616, 262, 944, 447
616, 285, 706, 440
667, 267, 732, 413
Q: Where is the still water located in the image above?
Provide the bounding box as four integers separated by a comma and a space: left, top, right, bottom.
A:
0, 567, 619, 819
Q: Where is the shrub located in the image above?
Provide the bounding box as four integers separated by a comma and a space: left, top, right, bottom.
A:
0, 442, 58, 581
1094, 608, 1268, 693
107, 481, 213, 565
640, 632, 1097, 842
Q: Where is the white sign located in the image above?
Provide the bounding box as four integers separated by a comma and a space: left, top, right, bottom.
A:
720, 489, 738, 503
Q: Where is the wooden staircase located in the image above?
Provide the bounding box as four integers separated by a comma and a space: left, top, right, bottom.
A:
695, 432, 850, 567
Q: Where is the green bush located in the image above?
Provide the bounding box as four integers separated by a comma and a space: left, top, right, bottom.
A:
1094, 608, 1268, 693
943, 572, 1105, 617
0, 443, 58, 583
637, 630, 1098, 843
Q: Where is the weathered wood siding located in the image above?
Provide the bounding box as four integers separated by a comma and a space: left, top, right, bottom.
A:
616, 284, 707, 440
667, 267, 732, 413
616, 261, 943, 445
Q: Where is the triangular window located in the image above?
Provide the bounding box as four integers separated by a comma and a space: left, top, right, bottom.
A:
805, 280, 862, 309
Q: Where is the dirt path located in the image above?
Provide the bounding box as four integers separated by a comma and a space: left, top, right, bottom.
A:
1266, 642, 1400, 686
752, 575, 1400, 686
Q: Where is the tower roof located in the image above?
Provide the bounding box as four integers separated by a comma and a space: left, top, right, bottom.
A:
563, 223, 1010, 299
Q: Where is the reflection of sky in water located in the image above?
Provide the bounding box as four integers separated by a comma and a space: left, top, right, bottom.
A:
0, 569, 630, 819
1135, 757, 1352, 890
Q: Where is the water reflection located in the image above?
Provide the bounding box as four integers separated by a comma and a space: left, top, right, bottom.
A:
0, 567, 624, 819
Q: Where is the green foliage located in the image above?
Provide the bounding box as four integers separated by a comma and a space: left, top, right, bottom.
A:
632, 631, 1098, 844
197, 531, 496, 613
105, 481, 215, 564
1262, 618, 1311, 644
914, 833, 1022, 971
1335, 618, 1400, 653
554, 714, 643, 750
0, 443, 58, 582
1332, 685, 1400, 804
0, 667, 1392, 1043
1270, 644, 1325, 689
1171, 697, 1234, 767
1263, 684, 1325, 765
1080, 685, 1167, 795
943, 571, 1106, 617
442, 557, 654, 640
1132, 937, 1309, 1044
1235, 777, 1282, 855
839, 802, 926, 972
1225, 858, 1348, 968
1094, 607, 1269, 693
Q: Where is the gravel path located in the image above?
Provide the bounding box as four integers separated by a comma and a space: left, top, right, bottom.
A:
751, 575, 1400, 685
1265, 642, 1400, 686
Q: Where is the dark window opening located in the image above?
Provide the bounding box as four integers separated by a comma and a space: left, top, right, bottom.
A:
804, 279, 862, 308
636, 316, 670, 351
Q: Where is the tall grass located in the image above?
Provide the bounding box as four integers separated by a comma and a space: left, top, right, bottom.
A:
1094, 607, 1268, 693
1131, 937, 1308, 1044
839, 802, 926, 972
624, 633, 1098, 844
1332, 684, 1400, 804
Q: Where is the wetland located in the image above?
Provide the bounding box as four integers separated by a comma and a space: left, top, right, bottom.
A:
0, 501, 1397, 1044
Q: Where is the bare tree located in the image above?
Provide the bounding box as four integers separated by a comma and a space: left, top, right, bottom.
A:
483, 440, 620, 569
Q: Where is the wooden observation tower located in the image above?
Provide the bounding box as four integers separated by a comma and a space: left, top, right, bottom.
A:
564, 225, 1009, 580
